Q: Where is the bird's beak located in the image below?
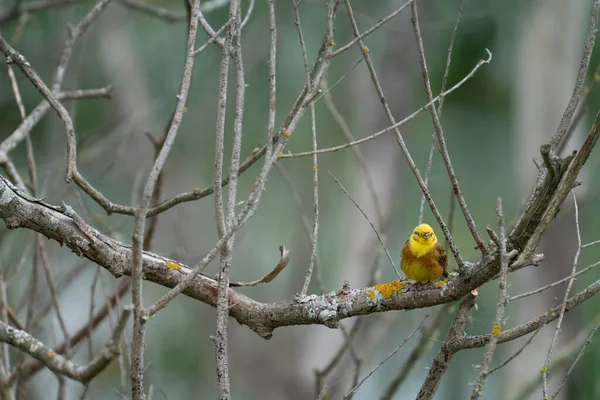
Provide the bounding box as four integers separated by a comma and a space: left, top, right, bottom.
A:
423, 233, 429, 239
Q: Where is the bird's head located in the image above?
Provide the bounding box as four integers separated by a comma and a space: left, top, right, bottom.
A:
410, 223, 438, 250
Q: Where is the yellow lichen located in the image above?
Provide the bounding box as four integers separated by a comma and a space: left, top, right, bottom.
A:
491, 324, 501, 337
313, 165, 317, 171
366, 290, 375, 300
278, 152, 284, 158
166, 260, 181, 270
284, 130, 291, 137
540, 366, 547, 373
373, 281, 405, 299
48, 351, 56, 358
329, 39, 335, 46
363, 46, 369, 53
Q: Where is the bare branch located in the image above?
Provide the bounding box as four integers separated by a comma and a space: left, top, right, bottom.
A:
283, 50, 491, 160
230, 245, 290, 287
341, 0, 464, 268
301, 102, 319, 296
549, 0, 600, 150
0, 0, 84, 24
418, 291, 477, 399
342, 315, 428, 400
11, 280, 130, 384
129, 2, 200, 398
550, 318, 600, 399
0, 306, 131, 383
329, 172, 400, 279
508, 260, 600, 303
419, 0, 466, 225
380, 305, 449, 400
541, 190, 581, 398
470, 198, 508, 399
193, 18, 233, 56
215, 0, 245, 395
330, 0, 413, 58
51, 0, 113, 93
411, 0, 486, 254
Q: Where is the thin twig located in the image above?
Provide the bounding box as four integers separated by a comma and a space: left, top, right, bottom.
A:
193, 18, 233, 56
508, 260, 600, 303
0, 267, 12, 399
295, 0, 319, 297
283, 51, 491, 159
380, 305, 449, 400
0, 307, 131, 383
329, 172, 400, 279
0, 0, 84, 23
115, 0, 185, 22
470, 198, 508, 399
314, 58, 363, 104
12, 280, 130, 384
266, 0, 277, 163
0, 87, 111, 163
342, 315, 428, 400
130, 2, 200, 398
302, 102, 319, 296
550, 318, 600, 399
229, 245, 290, 287
214, 0, 244, 396
485, 324, 544, 376
549, 0, 600, 151
330, 0, 413, 58
341, 0, 466, 267
411, 1, 486, 254
582, 238, 600, 248
418, 0, 466, 224
541, 190, 582, 399
320, 75, 382, 226
418, 291, 477, 399
51, 0, 113, 93
561, 63, 600, 154
38, 240, 71, 359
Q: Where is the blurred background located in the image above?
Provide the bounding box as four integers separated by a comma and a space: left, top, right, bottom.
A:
1, 0, 600, 399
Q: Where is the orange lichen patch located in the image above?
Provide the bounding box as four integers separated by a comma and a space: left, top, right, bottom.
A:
491, 324, 501, 337
48, 351, 56, 358
435, 278, 448, 288
166, 260, 181, 270
366, 290, 375, 300
373, 281, 405, 299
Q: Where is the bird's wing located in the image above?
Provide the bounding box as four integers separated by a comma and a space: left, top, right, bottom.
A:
435, 243, 449, 278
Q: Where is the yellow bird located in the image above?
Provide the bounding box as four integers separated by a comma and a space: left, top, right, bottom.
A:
401, 223, 448, 285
